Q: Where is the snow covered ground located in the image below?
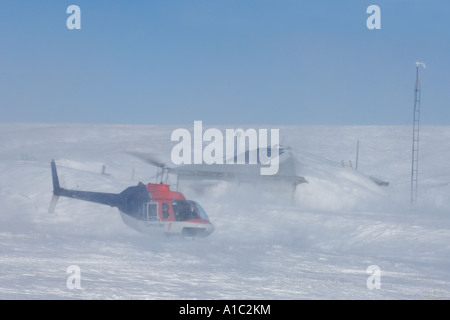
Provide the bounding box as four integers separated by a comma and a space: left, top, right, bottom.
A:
1, 123, 450, 299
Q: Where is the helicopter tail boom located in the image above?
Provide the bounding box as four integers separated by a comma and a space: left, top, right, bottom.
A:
49, 160, 121, 213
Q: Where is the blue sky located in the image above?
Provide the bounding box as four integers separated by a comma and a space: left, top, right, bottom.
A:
1, 0, 449, 125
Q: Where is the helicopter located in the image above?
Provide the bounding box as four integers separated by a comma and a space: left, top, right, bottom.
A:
48, 160, 214, 237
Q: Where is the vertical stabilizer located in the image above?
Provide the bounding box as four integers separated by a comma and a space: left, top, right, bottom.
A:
51, 160, 61, 195
48, 195, 59, 214
49, 160, 60, 213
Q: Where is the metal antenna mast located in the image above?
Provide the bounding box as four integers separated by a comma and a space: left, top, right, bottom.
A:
411, 62, 425, 210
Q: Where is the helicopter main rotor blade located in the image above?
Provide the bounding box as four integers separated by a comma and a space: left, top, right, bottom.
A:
127, 151, 170, 169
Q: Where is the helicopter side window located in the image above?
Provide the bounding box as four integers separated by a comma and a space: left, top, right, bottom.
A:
145, 202, 158, 221
162, 202, 170, 220
172, 200, 200, 221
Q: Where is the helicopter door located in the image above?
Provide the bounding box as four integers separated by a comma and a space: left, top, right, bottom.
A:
145, 202, 158, 221
161, 202, 171, 220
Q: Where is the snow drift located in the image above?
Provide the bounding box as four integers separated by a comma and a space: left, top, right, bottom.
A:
1, 123, 450, 299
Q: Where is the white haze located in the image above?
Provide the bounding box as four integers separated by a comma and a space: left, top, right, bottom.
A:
1, 123, 450, 299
